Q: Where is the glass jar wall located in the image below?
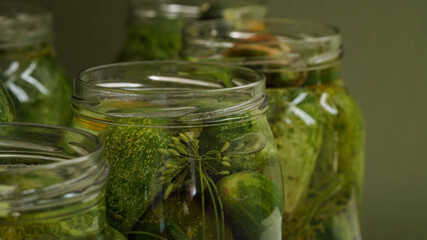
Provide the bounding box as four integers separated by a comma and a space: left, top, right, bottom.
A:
72, 62, 283, 239
183, 19, 365, 239
0, 123, 126, 240
0, 1, 72, 126
117, 0, 266, 61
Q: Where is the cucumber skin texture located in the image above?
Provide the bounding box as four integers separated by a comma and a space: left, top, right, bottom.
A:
131, 194, 233, 240
306, 83, 365, 239
102, 122, 169, 233
266, 83, 364, 239
267, 88, 323, 214
218, 171, 283, 240
311, 83, 365, 206
332, 85, 365, 204
0, 83, 15, 122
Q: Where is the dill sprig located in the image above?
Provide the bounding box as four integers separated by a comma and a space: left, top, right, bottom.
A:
157, 132, 230, 240
283, 175, 350, 239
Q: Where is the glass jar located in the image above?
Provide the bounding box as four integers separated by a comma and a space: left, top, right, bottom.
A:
117, 0, 266, 62
0, 123, 126, 239
72, 61, 283, 239
183, 19, 365, 239
0, 82, 15, 122
0, 1, 73, 126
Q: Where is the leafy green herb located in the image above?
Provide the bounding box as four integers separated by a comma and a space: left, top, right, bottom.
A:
157, 132, 229, 240
282, 175, 348, 239
198, 117, 279, 173
132, 128, 282, 240
159, 132, 231, 199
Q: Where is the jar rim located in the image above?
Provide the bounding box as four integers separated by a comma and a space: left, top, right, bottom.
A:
75, 61, 266, 95
0, 122, 103, 172
184, 18, 341, 47
0, 122, 107, 216
183, 18, 342, 70
73, 61, 267, 126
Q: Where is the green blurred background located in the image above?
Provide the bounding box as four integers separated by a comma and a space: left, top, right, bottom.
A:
43, 0, 427, 239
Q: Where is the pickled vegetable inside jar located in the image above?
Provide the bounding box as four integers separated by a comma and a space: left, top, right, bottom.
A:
183, 18, 365, 239
117, 0, 267, 61
0, 82, 15, 122
72, 62, 283, 239
0, 1, 72, 126
0, 123, 126, 240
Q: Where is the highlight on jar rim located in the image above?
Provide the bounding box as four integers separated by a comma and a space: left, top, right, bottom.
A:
73, 61, 268, 126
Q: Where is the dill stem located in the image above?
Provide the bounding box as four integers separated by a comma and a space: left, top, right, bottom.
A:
307, 177, 343, 221
206, 175, 226, 240
203, 174, 220, 240
198, 157, 206, 239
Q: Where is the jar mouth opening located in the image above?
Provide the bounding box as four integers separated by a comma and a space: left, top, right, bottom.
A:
75, 61, 265, 94
183, 18, 342, 70
0, 123, 107, 214
0, 122, 103, 172
0, 1, 52, 49
73, 61, 267, 126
